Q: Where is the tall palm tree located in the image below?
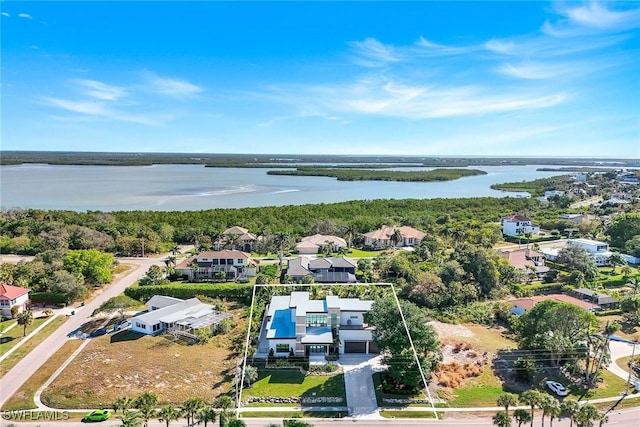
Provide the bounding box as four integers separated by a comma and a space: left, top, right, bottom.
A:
113, 396, 134, 414
16, 310, 33, 337
273, 231, 290, 271
196, 407, 217, 427
390, 227, 403, 248
181, 397, 205, 427
157, 405, 180, 427
496, 393, 518, 418
561, 399, 580, 427
134, 391, 159, 427
519, 390, 544, 427
120, 410, 143, 427
574, 404, 602, 427
591, 321, 621, 386
513, 408, 532, 427
492, 411, 512, 427
539, 394, 559, 427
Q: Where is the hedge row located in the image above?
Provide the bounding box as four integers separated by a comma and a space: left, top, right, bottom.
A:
124, 283, 253, 302
29, 292, 70, 305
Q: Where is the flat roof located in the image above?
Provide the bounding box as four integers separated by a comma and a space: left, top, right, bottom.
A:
301, 327, 333, 344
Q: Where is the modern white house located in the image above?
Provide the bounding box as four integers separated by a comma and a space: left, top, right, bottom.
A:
0, 284, 30, 319
501, 214, 540, 237
295, 234, 347, 255
176, 250, 258, 281
131, 296, 232, 338
567, 238, 614, 266
363, 226, 425, 249
259, 291, 378, 357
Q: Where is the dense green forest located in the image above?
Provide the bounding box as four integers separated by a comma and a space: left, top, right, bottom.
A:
266, 167, 486, 182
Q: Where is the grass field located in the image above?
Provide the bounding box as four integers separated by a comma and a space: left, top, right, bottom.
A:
380, 410, 437, 419
345, 248, 384, 258
0, 316, 67, 376
240, 410, 347, 418
0, 317, 50, 356
242, 369, 346, 403
40, 303, 247, 408
2, 339, 84, 411
447, 366, 508, 407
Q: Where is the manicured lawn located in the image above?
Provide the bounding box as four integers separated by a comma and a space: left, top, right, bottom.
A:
2, 339, 83, 410
243, 369, 346, 402
240, 410, 347, 418
345, 248, 383, 258
448, 366, 508, 407
0, 317, 51, 356
0, 316, 67, 376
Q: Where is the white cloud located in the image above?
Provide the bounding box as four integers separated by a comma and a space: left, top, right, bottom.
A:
415, 36, 477, 56
2, 12, 9, 17
543, 1, 640, 36
348, 38, 402, 67
144, 72, 203, 98
41, 97, 171, 126
75, 79, 127, 101
18, 13, 32, 19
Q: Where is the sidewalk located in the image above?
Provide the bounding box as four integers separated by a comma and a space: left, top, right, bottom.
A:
0, 314, 60, 363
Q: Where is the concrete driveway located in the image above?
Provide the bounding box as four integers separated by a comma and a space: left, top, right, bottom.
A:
340, 354, 385, 418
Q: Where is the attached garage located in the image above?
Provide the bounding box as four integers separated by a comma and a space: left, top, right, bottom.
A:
344, 341, 367, 353
368, 341, 379, 354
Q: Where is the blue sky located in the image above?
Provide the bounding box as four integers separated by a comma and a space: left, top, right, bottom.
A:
2, 1, 639, 157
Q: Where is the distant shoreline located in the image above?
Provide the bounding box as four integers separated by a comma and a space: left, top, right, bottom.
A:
1, 151, 638, 168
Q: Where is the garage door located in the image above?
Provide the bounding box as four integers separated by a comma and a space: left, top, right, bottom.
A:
344, 341, 366, 353
368, 341, 379, 354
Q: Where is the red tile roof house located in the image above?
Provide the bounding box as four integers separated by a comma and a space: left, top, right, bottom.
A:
500, 248, 550, 278
0, 284, 31, 319
363, 226, 426, 250
176, 250, 258, 281
509, 294, 599, 316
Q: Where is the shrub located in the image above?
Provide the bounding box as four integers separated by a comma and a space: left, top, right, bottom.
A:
324, 363, 337, 373
30, 292, 70, 305
124, 283, 252, 302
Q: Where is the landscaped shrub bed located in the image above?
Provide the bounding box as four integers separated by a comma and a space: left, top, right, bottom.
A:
124, 283, 252, 302
380, 373, 421, 395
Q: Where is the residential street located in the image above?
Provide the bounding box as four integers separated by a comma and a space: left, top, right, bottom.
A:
0, 256, 163, 407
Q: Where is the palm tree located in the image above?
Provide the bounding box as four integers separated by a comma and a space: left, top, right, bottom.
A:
189, 260, 200, 282
627, 277, 640, 295
390, 227, 403, 248
574, 404, 602, 427
519, 390, 544, 427
513, 408, 532, 427
170, 244, 181, 256
591, 321, 621, 386
492, 411, 512, 427
273, 231, 290, 272
181, 397, 205, 427
226, 419, 246, 427
134, 391, 159, 427
539, 394, 560, 427
548, 398, 561, 427
157, 405, 180, 427
16, 309, 33, 337
561, 399, 580, 427
120, 410, 143, 427
113, 395, 134, 414
496, 393, 518, 418
196, 407, 217, 427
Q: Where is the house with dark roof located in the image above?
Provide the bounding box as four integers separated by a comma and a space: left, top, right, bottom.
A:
363, 226, 426, 249
0, 284, 30, 319
259, 291, 377, 357
176, 250, 258, 281
570, 288, 620, 310
501, 214, 540, 237
286, 256, 357, 283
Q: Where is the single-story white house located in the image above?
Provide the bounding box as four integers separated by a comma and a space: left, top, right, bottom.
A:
296, 234, 347, 255
131, 296, 232, 338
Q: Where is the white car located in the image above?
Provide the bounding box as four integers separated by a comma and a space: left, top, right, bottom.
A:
545, 380, 568, 396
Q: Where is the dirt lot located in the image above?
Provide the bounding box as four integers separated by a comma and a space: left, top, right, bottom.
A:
41, 303, 247, 408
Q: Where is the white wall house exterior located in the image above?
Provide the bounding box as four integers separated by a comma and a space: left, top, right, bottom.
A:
177, 250, 258, 281
0, 284, 30, 319
501, 214, 540, 237
296, 234, 347, 255
260, 291, 377, 357
131, 296, 232, 337
567, 238, 614, 266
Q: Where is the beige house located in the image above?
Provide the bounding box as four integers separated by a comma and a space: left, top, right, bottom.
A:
296, 234, 347, 254
0, 284, 30, 319
177, 250, 258, 281
215, 226, 257, 252
363, 226, 426, 249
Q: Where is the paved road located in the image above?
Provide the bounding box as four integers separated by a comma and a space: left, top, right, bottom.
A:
3, 407, 640, 427
0, 257, 162, 407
